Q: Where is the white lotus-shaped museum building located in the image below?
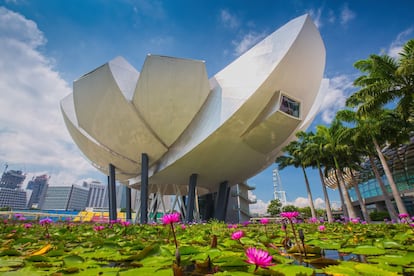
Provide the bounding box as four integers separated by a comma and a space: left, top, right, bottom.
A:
61, 14, 326, 222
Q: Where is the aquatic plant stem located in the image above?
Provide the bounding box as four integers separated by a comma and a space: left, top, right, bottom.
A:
170, 222, 178, 248
288, 218, 303, 255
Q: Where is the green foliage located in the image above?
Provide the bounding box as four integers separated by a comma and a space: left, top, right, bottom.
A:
267, 199, 282, 216
282, 205, 299, 212
369, 210, 390, 221
0, 217, 413, 274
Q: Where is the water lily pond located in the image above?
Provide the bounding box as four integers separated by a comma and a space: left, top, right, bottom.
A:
0, 217, 413, 275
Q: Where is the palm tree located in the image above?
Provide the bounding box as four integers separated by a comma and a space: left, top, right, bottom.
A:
345, 41, 413, 216
275, 134, 317, 219
315, 122, 357, 219
303, 131, 334, 223
347, 39, 414, 124
336, 109, 401, 220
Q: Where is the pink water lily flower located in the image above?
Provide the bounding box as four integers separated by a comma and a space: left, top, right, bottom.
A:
24, 223, 32, 229
39, 218, 53, 225
260, 218, 269, 225
318, 225, 326, 231
93, 225, 105, 231
280, 211, 299, 220
162, 212, 180, 225
231, 230, 244, 240
399, 213, 409, 219
245, 247, 274, 271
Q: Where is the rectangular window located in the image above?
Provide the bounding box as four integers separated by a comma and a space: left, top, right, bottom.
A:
280, 95, 300, 118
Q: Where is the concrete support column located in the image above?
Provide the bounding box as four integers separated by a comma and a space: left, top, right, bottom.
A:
214, 181, 229, 221
203, 194, 214, 221
186, 174, 197, 223
125, 185, 132, 221
108, 163, 117, 221
140, 153, 149, 224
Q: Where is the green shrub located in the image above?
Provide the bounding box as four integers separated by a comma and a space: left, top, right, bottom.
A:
369, 210, 390, 221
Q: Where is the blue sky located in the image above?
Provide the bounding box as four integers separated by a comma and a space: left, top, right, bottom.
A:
0, 0, 413, 214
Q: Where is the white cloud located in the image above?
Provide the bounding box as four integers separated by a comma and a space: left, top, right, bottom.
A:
327, 10, 336, 24
286, 197, 326, 209
220, 9, 240, 29
249, 199, 270, 216
319, 75, 354, 123
340, 4, 355, 25
232, 31, 266, 56
308, 8, 323, 29
0, 7, 96, 184
387, 28, 413, 59
250, 196, 329, 216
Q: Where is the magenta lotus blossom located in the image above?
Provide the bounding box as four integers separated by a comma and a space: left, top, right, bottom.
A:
93, 225, 105, 231
231, 230, 244, 240
399, 213, 409, 219
280, 211, 299, 220
318, 225, 326, 231
350, 218, 360, 224
162, 212, 180, 225
245, 247, 274, 271
39, 218, 53, 225
162, 212, 181, 248
24, 223, 32, 229
121, 221, 131, 227
94, 225, 104, 231
260, 218, 269, 225
227, 223, 238, 228
308, 217, 318, 223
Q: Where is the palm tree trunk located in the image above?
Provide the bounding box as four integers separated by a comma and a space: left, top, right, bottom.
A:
334, 169, 348, 219
349, 170, 371, 223
368, 154, 399, 221
373, 138, 408, 215
334, 157, 357, 218
301, 166, 317, 218
318, 163, 333, 223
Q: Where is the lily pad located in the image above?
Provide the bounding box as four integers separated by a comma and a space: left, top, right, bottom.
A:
351, 245, 386, 255
63, 254, 85, 266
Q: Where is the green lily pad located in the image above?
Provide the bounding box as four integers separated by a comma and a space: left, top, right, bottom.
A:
179, 245, 199, 255
0, 249, 21, 256
0, 258, 24, 270
351, 245, 386, 255
368, 253, 414, 266
272, 263, 314, 275
63, 254, 85, 266
25, 255, 50, 262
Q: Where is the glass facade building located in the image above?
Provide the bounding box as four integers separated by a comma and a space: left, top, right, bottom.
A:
41, 185, 89, 211
348, 138, 414, 215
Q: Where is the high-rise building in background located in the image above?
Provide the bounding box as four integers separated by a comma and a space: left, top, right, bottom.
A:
0, 169, 26, 189
26, 174, 49, 209
0, 168, 27, 209
41, 185, 89, 211
83, 180, 108, 208
0, 188, 27, 209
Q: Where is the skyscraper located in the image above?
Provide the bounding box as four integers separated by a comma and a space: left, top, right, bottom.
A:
0, 169, 26, 189
83, 180, 108, 208
26, 174, 49, 209
41, 185, 89, 211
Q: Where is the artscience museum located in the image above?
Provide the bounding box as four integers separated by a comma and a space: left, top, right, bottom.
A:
60, 14, 327, 223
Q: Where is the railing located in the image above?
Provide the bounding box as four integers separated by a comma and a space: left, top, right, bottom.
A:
249, 217, 285, 223
0, 211, 81, 222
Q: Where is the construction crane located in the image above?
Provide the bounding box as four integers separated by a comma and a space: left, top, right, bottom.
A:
272, 168, 287, 206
